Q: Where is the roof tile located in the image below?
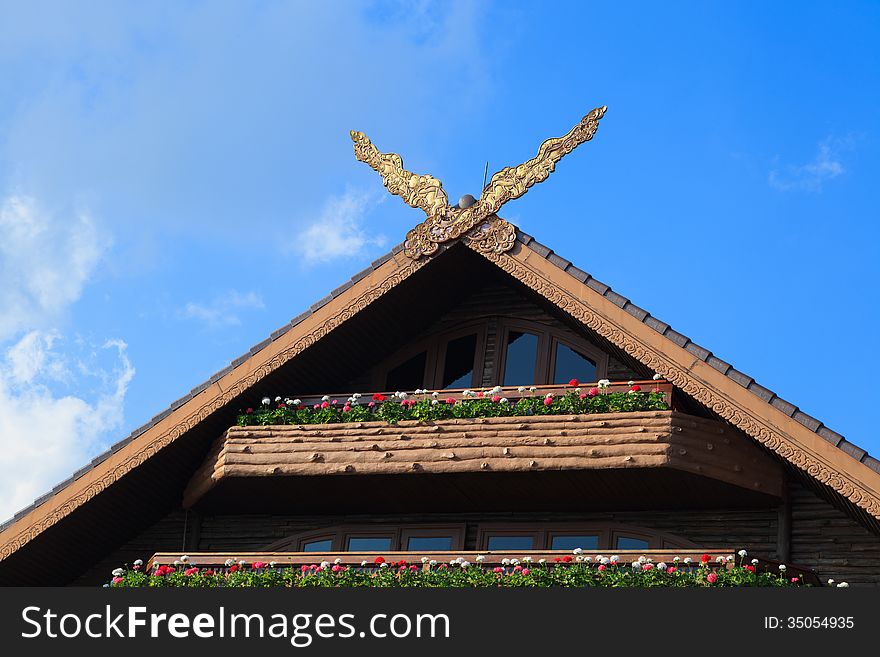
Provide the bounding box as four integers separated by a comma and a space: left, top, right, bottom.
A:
726, 368, 753, 388
349, 266, 373, 285
792, 411, 822, 433
270, 324, 292, 341
586, 278, 609, 295
330, 280, 354, 298
663, 328, 690, 349
309, 295, 333, 313
685, 342, 712, 361
208, 365, 234, 384
706, 355, 731, 374
770, 397, 798, 417
624, 303, 649, 322
547, 253, 571, 271
818, 426, 845, 446
861, 456, 880, 474
644, 316, 669, 334
516, 231, 534, 246
230, 354, 249, 368
290, 311, 312, 327
838, 440, 867, 462
564, 264, 590, 283
746, 382, 776, 403
605, 290, 628, 308
528, 240, 552, 259
371, 252, 392, 268
189, 381, 210, 396
391, 242, 405, 255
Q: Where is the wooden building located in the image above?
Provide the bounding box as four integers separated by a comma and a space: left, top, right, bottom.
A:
2, 112, 879, 586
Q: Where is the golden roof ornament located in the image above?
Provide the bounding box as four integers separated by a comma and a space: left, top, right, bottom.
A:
351, 106, 607, 259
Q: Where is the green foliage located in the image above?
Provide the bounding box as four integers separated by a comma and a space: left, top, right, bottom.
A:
237, 388, 670, 427
109, 557, 804, 589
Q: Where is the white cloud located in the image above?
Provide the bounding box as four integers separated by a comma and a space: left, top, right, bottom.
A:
0, 195, 109, 341
292, 189, 387, 265
769, 137, 851, 192
0, 332, 135, 522
181, 290, 265, 328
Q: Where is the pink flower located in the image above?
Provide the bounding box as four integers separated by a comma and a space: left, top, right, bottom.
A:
112, 576, 123, 584
543, 397, 553, 406
410, 565, 418, 571
707, 573, 717, 584
332, 565, 343, 573
791, 577, 799, 584
246, 408, 254, 414
667, 566, 676, 574
642, 563, 653, 571
313, 403, 320, 409
492, 395, 501, 403
493, 567, 504, 574
598, 564, 606, 572
368, 401, 375, 408
331, 399, 338, 405
321, 401, 329, 409
184, 567, 199, 576
301, 565, 310, 573
252, 561, 267, 569
476, 391, 484, 398
579, 393, 587, 399
630, 384, 641, 392
588, 387, 599, 397
513, 565, 522, 572
522, 568, 530, 576
343, 405, 351, 412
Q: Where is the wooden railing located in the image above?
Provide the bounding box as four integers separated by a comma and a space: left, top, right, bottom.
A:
276, 380, 674, 409
147, 549, 819, 585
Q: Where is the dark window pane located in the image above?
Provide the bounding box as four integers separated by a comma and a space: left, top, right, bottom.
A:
616, 536, 650, 550
487, 535, 535, 550
550, 535, 599, 551
385, 351, 427, 392
554, 343, 597, 384
347, 537, 393, 551
302, 539, 333, 552
407, 536, 454, 551
503, 332, 538, 386
442, 334, 477, 389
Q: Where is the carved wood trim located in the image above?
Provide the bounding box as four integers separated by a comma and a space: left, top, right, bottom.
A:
0, 253, 432, 562
470, 243, 880, 519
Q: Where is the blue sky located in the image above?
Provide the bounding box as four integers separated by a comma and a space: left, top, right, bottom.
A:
0, 1, 878, 520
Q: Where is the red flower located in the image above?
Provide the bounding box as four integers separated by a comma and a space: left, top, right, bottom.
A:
343, 405, 351, 412
203, 570, 214, 576
701, 554, 711, 563
554, 558, 561, 563
667, 566, 676, 574
492, 395, 501, 403
562, 555, 573, 563
321, 401, 329, 409
184, 567, 199, 576
245, 408, 253, 414
229, 564, 239, 573
543, 397, 553, 406
522, 568, 530, 575
446, 397, 456, 405
313, 403, 320, 409
373, 556, 385, 564
597, 564, 606, 572
630, 384, 641, 392
153, 565, 175, 577
372, 393, 387, 402
707, 573, 717, 584
642, 563, 653, 571
588, 387, 599, 397
410, 565, 418, 571
112, 576, 124, 584
568, 379, 579, 387
476, 391, 484, 398
277, 403, 285, 409
745, 565, 755, 573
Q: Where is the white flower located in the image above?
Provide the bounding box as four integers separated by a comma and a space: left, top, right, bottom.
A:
173, 560, 180, 566
538, 559, 546, 564
500, 397, 509, 404
334, 558, 342, 564
653, 373, 663, 380
575, 556, 584, 562
414, 389, 423, 395
529, 386, 537, 392
492, 386, 503, 395
501, 558, 510, 566
180, 555, 189, 564
673, 557, 680, 562
609, 555, 619, 564
460, 561, 470, 569
751, 558, 759, 565
421, 557, 429, 564
638, 556, 647, 564
321, 395, 330, 402
463, 390, 473, 397
517, 386, 526, 393
683, 557, 692, 564
261, 397, 271, 406
432, 391, 438, 398
112, 568, 124, 577
352, 393, 361, 399
738, 549, 747, 557
511, 559, 520, 566
275, 396, 282, 402
631, 561, 641, 570
431, 399, 439, 405
627, 380, 634, 386
658, 562, 667, 571
398, 392, 407, 399
827, 579, 835, 585
238, 560, 245, 566
293, 399, 302, 406
225, 559, 235, 567
778, 564, 787, 572
727, 554, 735, 563
269, 561, 277, 568
600, 557, 610, 565
585, 557, 593, 563
522, 556, 532, 563
545, 392, 554, 398
598, 379, 611, 389
361, 560, 368, 567
716, 556, 725, 564
454, 557, 465, 564
379, 562, 388, 568
573, 547, 584, 555
429, 560, 438, 566
574, 387, 581, 394
133, 559, 143, 567
476, 555, 485, 563
837, 582, 849, 587
320, 561, 330, 569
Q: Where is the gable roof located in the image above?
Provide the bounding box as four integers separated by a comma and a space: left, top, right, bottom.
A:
2, 223, 879, 573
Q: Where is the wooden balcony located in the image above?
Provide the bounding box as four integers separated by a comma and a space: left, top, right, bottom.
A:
147, 550, 820, 585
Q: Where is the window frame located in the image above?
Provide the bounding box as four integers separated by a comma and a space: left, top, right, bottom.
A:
476, 523, 695, 551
